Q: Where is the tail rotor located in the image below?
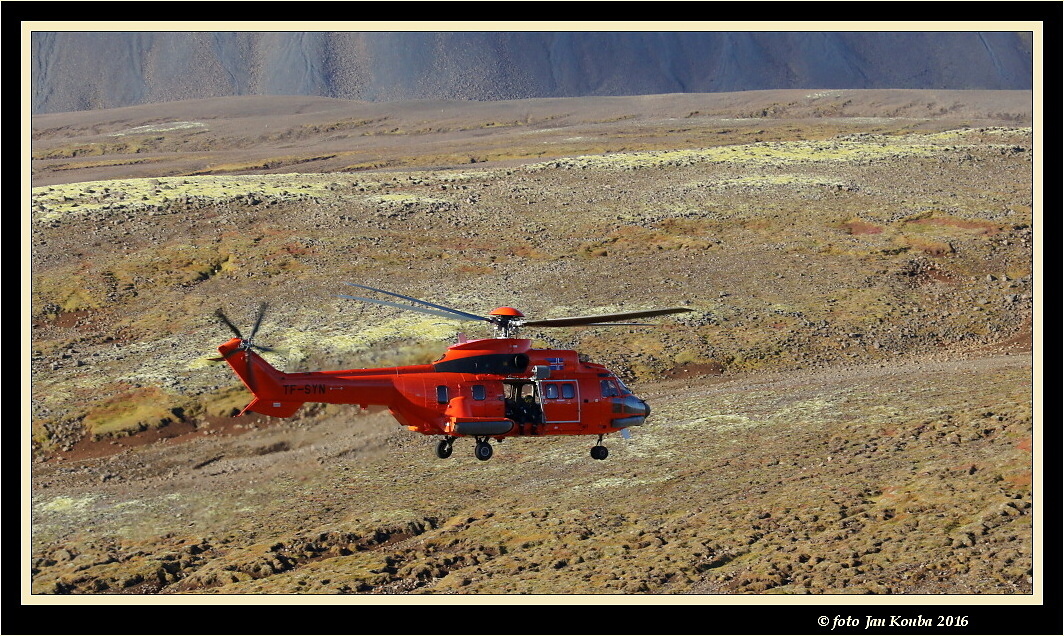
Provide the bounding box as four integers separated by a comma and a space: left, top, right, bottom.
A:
211, 302, 280, 391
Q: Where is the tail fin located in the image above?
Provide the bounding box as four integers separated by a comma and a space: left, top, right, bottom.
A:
218, 338, 302, 418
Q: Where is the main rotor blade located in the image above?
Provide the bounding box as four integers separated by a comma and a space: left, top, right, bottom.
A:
214, 308, 244, 339
339, 294, 487, 322
523, 307, 693, 328
564, 322, 659, 327
342, 283, 488, 323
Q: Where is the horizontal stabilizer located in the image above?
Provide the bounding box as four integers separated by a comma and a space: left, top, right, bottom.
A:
238, 398, 303, 418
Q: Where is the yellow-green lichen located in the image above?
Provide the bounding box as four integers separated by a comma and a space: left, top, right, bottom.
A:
31, 174, 345, 222
37, 495, 97, 513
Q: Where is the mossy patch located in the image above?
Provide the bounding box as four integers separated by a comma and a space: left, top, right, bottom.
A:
896, 235, 956, 257
274, 324, 456, 373
903, 213, 1001, 236
108, 244, 229, 290
841, 218, 885, 235
37, 495, 97, 513
33, 270, 107, 314
527, 134, 947, 172
82, 386, 186, 439
197, 384, 258, 418
31, 174, 342, 221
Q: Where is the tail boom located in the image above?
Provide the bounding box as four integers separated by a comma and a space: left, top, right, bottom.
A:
218, 338, 403, 418
240, 398, 303, 417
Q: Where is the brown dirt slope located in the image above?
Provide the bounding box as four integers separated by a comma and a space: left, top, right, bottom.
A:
26, 90, 1038, 601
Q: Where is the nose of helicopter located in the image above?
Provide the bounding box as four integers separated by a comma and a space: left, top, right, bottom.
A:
630, 395, 650, 418
613, 395, 651, 427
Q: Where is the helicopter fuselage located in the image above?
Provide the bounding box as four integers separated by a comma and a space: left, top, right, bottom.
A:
218, 336, 650, 441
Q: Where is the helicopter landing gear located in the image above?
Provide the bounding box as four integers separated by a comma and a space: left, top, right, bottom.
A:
590, 434, 609, 460
474, 438, 494, 461
435, 437, 455, 459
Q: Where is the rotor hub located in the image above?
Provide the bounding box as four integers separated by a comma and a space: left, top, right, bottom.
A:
489, 307, 525, 318
488, 311, 524, 338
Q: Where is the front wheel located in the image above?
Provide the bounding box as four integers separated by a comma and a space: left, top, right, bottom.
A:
590, 445, 609, 460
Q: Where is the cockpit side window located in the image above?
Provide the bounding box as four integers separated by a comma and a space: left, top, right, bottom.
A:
600, 379, 620, 397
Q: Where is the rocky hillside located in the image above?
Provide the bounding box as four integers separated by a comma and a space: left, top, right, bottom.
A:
26, 90, 1038, 609
29, 31, 1035, 114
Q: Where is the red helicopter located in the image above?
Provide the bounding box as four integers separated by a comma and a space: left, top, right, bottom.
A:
213, 284, 692, 461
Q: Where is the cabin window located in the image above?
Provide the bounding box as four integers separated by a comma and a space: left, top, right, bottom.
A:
436, 385, 449, 404
560, 383, 576, 400
543, 383, 559, 399
433, 353, 530, 374
471, 385, 487, 401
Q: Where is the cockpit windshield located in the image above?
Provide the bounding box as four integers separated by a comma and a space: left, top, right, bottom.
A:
600, 376, 632, 398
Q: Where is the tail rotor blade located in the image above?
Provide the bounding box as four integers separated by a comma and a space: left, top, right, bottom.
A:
213, 304, 277, 389
249, 302, 269, 341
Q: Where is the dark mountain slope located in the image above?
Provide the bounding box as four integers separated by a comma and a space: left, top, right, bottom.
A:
30, 31, 1035, 114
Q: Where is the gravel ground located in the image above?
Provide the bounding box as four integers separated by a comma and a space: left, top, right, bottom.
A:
26, 90, 1039, 605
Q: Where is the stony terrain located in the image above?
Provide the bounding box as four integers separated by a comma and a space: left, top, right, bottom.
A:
26, 90, 1038, 604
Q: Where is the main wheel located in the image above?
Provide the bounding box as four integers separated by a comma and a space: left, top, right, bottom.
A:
435, 439, 453, 459
590, 445, 609, 460
475, 441, 493, 461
